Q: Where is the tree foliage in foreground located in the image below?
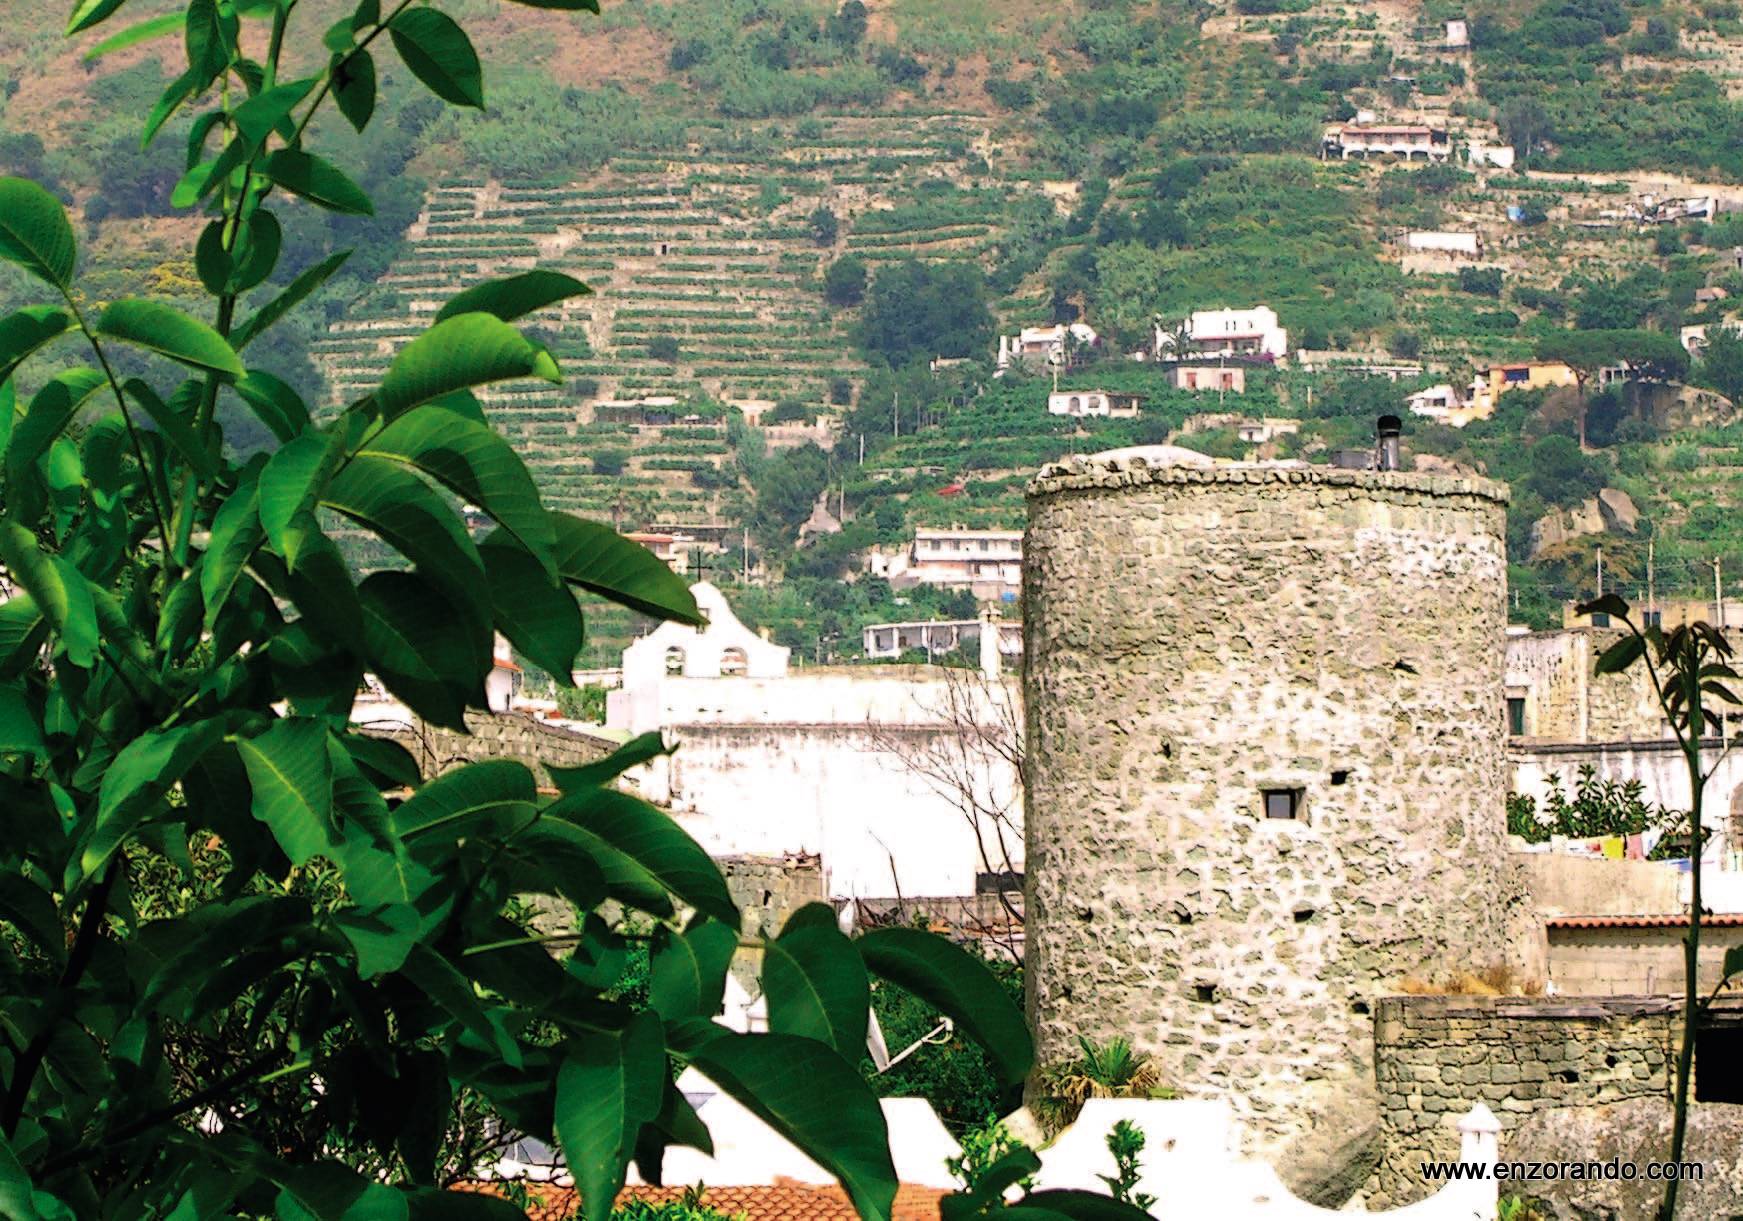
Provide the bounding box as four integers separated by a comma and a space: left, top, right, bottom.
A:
0, 3, 1146, 1220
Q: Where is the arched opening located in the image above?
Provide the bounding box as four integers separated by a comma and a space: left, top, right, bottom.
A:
720, 647, 748, 677
1068, 396, 1081, 412
664, 647, 685, 676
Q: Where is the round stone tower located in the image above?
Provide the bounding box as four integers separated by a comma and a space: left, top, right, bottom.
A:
1023, 452, 1514, 1169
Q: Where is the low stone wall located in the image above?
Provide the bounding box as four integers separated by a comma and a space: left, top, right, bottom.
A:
359, 711, 616, 785
1370, 995, 1674, 1207
718, 854, 826, 937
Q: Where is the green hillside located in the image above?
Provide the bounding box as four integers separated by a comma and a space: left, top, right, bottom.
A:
4, 0, 1742, 664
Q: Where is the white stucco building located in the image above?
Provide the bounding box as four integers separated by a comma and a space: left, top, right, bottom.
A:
866, 527, 1023, 603
1046, 388, 1142, 418
1155, 306, 1288, 361
996, 322, 1099, 373
608, 584, 1023, 898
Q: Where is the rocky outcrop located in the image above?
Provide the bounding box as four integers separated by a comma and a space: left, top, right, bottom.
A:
1529, 489, 1639, 559
1508, 1099, 1743, 1220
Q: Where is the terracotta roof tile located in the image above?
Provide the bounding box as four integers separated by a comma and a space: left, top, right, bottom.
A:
464, 1179, 946, 1220
1547, 913, 1743, 930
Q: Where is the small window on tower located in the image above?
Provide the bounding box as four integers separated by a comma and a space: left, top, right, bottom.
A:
1508, 698, 1526, 737
1263, 788, 1302, 821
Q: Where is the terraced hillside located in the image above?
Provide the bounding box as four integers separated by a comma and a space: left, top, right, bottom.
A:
309, 113, 1034, 520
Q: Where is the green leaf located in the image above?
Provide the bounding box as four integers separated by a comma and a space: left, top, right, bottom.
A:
1595, 633, 1646, 675
233, 250, 351, 350
687, 1033, 897, 1221
67, 0, 130, 34
230, 369, 311, 443
332, 49, 377, 133
391, 758, 536, 841
550, 511, 703, 625
0, 178, 77, 290
1575, 594, 1631, 622
97, 299, 244, 379
237, 718, 336, 866
857, 926, 1033, 1086
233, 78, 317, 156
0, 874, 59, 964
544, 788, 738, 925
479, 535, 582, 679
0, 682, 44, 757
334, 903, 421, 977
341, 733, 422, 791
0, 306, 75, 390
504, 0, 601, 9
358, 571, 484, 731
548, 730, 668, 793
0, 522, 97, 668
1724, 943, 1743, 984
649, 918, 739, 1022
434, 270, 592, 324
262, 149, 374, 216
83, 720, 224, 876
389, 7, 484, 108
201, 477, 264, 631
7, 368, 106, 479
1020, 1192, 1156, 1220
81, 11, 180, 59
322, 456, 489, 624
362, 405, 554, 563
555, 1013, 666, 1221
184, 0, 234, 87
196, 210, 282, 296
374, 313, 559, 422
401, 944, 521, 1067
142, 68, 199, 148
172, 139, 247, 211
0, 595, 47, 679
0, 1128, 46, 1221
259, 431, 344, 554
122, 378, 218, 478
763, 904, 868, 1056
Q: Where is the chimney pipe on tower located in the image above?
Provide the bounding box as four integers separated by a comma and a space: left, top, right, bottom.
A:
1376, 415, 1402, 472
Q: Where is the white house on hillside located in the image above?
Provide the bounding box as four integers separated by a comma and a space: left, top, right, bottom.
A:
1155, 306, 1288, 361
996, 322, 1099, 373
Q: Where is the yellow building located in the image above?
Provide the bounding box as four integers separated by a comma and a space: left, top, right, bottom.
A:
1471, 361, 1579, 412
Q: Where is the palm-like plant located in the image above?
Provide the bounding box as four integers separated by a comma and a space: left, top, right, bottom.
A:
1034, 1036, 1169, 1132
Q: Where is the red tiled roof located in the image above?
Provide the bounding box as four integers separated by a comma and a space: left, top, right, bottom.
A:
1547, 913, 1743, 930
463, 1180, 947, 1220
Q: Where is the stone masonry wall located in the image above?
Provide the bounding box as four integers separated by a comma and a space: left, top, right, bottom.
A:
1023, 459, 1525, 1165
362, 710, 616, 784
1370, 996, 1674, 1208
718, 853, 827, 937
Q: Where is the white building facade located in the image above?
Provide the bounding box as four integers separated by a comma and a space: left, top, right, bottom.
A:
608, 584, 1023, 899
1156, 306, 1288, 361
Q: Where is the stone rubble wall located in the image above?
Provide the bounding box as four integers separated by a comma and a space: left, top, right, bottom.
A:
1022, 460, 1525, 1165
360, 710, 617, 785
1369, 995, 1674, 1208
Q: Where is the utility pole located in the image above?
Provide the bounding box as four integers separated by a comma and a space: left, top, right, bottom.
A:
742, 527, 749, 583
893, 391, 899, 439
1715, 557, 1726, 630
858, 432, 864, 466
1648, 537, 1655, 621
1596, 546, 1603, 599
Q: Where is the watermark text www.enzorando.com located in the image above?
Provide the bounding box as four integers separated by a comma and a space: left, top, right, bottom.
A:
1421, 1158, 1704, 1184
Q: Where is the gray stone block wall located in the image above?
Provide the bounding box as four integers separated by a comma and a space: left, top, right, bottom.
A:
1370, 995, 1674, 1208
1022, 460, 1522, 1159
362, 711, 616, 785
